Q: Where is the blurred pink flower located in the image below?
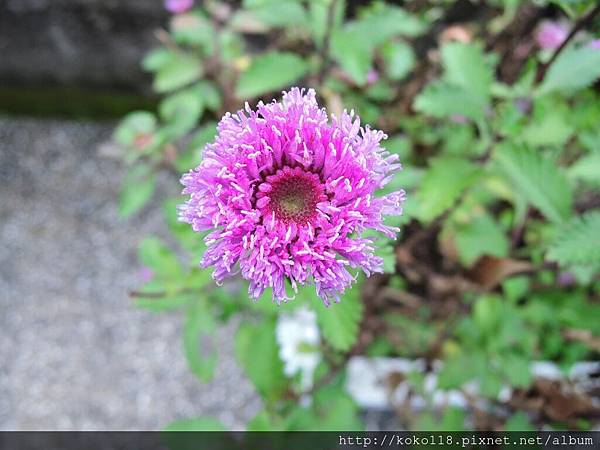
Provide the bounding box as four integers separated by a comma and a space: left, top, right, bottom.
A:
536, 22, 568, 50
557, 272, 575, 287
450, 114, 468, 124
589, 39, 600, 50
165, 0, 194, 14
139, 266, 155, 283
366, 69, 379, 85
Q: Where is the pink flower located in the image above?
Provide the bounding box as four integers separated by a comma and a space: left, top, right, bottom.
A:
138, 266, 155, 283
366, 69, 379, 85
536, 22, 568, 50
589, 39, 600, 50
165, 0, 193, 14
179, 88, 405, 305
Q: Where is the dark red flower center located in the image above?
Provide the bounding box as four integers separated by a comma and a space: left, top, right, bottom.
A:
256, 166, 326, 223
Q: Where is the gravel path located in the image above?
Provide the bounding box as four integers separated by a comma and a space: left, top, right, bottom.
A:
0, 118, 260, 430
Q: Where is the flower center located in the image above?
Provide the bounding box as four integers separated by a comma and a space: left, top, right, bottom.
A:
256, 166, 326, 223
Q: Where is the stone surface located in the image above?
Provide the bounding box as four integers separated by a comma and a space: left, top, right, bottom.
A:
0, 0, 167, 93
0, 118, 260, 430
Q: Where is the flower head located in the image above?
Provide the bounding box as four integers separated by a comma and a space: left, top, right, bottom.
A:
179, 88, 405, 305
165, 0, 193, 14
536, 22, 568, 50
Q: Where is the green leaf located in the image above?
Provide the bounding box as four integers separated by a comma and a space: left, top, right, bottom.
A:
164, 416, 227, 431
113, 111, 156, 147
138, 236, 182, 279
376, 241, 397, 273
315, 284, 363, 352
568, 151, 600, 186
309, 0, 345, 48
414, 82, 485, 120
501, 353, 532, 388
331, 27, 372, 85
159, 89, 204, 137
174, 122, 217, 173
357, 4, 426, 41
154, 54, 202, 93
441, 42, 493, 105
183, 299, 217, 382
243, 0, 307, 28
285, 376, 363, 430
473, 295, 503, 336
453, 214, 509, 265
236, 52, 308, 98
417, 157, 481, 222
521, 106, 574, 147
196, 81, 222, 112
495, 144, 572, 224
415, 42, 493, 120
142, 48, 175, 72
438, 352, 486, 389
547, 211, 600, 267
234, 319, 287, 401
537, 45, 600, 95
119, 165, 156, 218
170, 12, 215, 54
246, 410, 280, 431
505, 411, 535, 431
381, 40, 415, 81
134, 294, 192, 312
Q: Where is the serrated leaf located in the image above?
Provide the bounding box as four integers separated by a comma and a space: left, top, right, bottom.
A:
547, 211, 600, 267
183, 299, 217, 382
441, 42, 493, 104
315, 285, 363, 352
236, 52, 308, 98
537, 45, 600, 95
568, 151, 600, 186
164, 416, 227, 431
417, 157, 481, 222
415, 42, 493, 120
521, 106, 574, 147
495, 144, 572, 224
119, 165, 156, 218
235, 319, 287, 401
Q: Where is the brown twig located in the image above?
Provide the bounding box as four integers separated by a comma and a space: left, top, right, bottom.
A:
536, 4, 600, 83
